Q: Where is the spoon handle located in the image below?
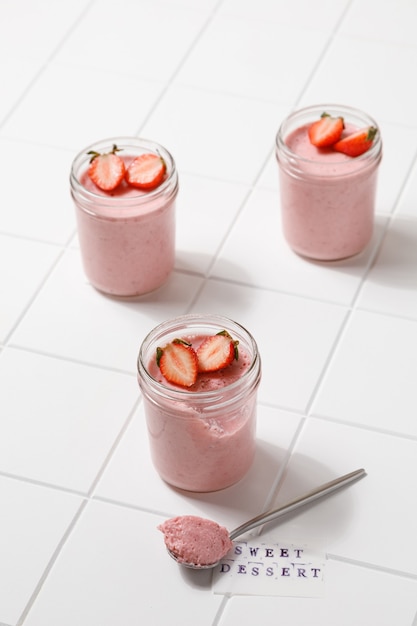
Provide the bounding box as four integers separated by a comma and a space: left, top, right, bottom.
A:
229, 468, 366, 541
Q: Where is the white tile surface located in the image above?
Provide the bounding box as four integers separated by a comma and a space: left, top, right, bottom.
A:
54, 0, 215, 82
299, 36, 417, 126
339, 0, 417, 46
0, 0, 90, 62
0, 235, 61, 342
375, 121, 417, 215
1, 1, 416, 625
357, 216, 417, 320
311, 310, 417, 437
0, 138, 76, 243
0, 62, 164, 150
0, 347, 138, 491
218, 0, 350, 28
397, 157, 417, 219
0, 475, 83, 625
0, 58, 44, 124
176, 13, 328, 102
219, 560, 417, 626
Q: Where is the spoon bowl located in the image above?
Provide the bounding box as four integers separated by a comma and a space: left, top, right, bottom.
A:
165, 468, 366, 569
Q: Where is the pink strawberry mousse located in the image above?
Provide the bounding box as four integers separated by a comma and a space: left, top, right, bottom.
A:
276, 106, 382, 260
70, 138, 178, 297
158, 515, 233, 567
145, 336, 256, 492
137, 315, 261, 492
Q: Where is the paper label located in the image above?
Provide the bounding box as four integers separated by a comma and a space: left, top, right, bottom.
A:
212, 539, 326, 597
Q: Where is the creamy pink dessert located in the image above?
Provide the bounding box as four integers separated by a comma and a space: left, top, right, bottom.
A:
144, 335, 256, 491
70, 138, 178, 296
158, 515, 233, 567
137, 315, 261, 492
276, 105, 382, 261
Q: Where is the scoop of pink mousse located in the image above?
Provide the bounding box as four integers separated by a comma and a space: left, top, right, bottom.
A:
158, 515, 233, 567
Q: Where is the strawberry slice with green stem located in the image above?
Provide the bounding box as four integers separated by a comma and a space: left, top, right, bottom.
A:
125, 153, 166, 190
196, 330, 239, 373
308, 112, 345, 148
87, 144, 126, 192
333, 126, 378, 157
156, 339, 198, 388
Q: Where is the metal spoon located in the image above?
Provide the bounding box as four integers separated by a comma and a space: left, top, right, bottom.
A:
167, 468, 366, 569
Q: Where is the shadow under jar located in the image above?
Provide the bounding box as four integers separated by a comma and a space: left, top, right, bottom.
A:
137, 314, 262, 492
276, 104, 382, 261
70, 137, 178, 296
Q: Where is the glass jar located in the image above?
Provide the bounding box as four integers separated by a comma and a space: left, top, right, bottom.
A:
276, 104, 382, 261
70, 137, 178, 296
137, 314, 262, 492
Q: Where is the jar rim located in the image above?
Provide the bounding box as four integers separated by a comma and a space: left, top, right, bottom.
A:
70, 136, 178, 216
137, 313, 261, 401
276, 103, 382, 170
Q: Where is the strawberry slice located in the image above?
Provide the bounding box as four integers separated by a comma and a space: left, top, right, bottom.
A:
333, 126, 378, 157
87, 144, 126, 191
308, 112, 345, 148
156, 339, 198, 388
125, 153, 166, 190
196, 331, 239, 373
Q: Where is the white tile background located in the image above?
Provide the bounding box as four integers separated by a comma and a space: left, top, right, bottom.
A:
1, 1, 417, 625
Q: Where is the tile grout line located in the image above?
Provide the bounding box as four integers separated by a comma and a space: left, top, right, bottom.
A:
211, 595, 231, 626
4, 341, 138, 377
86, 397, 142, 499
254, 416, 309, 525
260, 395, 417, 443
327, 552, 417, 582
2, 247, 68, 347
0, 470, 88, 500
308, 412, 417, 444
291, 0, 355, 111
16, 497, 89, 626
90, 494, 173, 519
